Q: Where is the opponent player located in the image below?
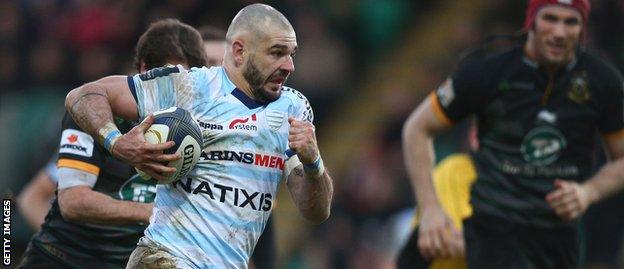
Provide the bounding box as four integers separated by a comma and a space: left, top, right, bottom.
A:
64, 4, 334, 268
403, 0, 624, 268
17, 19, 208, 269
16, 22, 227, 233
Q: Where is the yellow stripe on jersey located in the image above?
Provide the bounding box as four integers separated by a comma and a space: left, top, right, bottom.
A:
603, 128, 624, 141
57, 159, 100, 175
430, 92, 453, 127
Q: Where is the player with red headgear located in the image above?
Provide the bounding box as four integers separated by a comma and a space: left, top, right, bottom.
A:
402, 0, 624, 268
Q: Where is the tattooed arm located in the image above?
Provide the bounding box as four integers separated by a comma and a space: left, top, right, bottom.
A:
65, 76, 138, 135
287, 165, 333, 224
286, 117, 333, 224
65, 76, 179, 181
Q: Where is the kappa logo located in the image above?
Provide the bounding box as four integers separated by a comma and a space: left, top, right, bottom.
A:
537, 110, 557, 124
197, 119, 223, 130
229, 114, 258, 131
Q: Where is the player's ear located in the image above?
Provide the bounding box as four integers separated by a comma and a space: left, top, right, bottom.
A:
231, 40, 245, 67
139, 61, 147, 73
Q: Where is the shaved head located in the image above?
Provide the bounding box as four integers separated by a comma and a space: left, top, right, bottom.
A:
226, 3, 294, 44
223, 4, 297, 104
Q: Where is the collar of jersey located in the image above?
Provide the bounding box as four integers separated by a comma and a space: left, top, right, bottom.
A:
521, 53, 578, 71
219, 67, 265, 109
231, 88, 264, 109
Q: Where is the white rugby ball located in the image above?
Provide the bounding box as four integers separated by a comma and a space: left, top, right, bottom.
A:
136, 107, 203, 184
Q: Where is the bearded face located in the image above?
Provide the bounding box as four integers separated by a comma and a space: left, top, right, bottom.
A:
242, 53, 291, 103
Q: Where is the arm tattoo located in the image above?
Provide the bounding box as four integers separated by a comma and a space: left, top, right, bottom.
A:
69, 92, 107, 115
68, 85, 116, 139
293, 167, 304, 177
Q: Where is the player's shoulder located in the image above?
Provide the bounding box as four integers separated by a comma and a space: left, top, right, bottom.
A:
458, 45, 520, 72
279, 86, 314, 122
280, 86, 310, 105
190, 66, 233, 97
578, 49, 623, 83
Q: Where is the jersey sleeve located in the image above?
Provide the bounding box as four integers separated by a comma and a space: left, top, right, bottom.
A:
127, 65, 202, 119
282, 87, 313, 181
433, 58, 488, 124
57, 112, 104, 176
288, 88, 314, 124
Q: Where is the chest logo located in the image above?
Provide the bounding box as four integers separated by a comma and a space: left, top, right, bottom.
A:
567, 72, 590, 104
119, 174, 158, 203
265, 110, 285, 131
229, 114, 258, 131
520, 126, 567, 166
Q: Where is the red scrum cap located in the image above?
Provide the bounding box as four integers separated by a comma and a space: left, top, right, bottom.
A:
523, 0, 591, 33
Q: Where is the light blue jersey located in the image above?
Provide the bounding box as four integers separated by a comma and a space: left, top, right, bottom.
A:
128, 65, 312, 268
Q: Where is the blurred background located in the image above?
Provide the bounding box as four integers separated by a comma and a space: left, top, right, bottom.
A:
1, 0, 623, 268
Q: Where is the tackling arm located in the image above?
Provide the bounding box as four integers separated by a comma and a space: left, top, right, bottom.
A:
58, 185, 153, 225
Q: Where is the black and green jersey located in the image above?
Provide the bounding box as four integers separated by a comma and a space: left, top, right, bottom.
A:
433, 46, 624, 228
31, 113, 157, 268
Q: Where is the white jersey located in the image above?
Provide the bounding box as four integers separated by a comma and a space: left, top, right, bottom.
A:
128, 65, 313, 268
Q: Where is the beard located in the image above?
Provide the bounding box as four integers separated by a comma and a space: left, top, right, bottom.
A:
242, 56, 285, 103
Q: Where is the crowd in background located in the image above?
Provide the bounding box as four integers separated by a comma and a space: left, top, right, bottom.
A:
1, 0, 623, 268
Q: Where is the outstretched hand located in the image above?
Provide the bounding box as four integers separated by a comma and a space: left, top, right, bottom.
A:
111, 114, 181, 181
546, 179, 592, 220
288, 117, 319, 164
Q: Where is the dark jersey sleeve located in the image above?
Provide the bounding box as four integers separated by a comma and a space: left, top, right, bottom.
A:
598, 70, 624, 134
57, 112, 104, 175
434, 57, 489, 123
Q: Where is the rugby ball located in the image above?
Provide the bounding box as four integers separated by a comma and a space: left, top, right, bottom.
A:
137, 107, 203, 184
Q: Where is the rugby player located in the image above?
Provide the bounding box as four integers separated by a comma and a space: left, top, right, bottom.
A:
403, 0, 624, 268
64, 4, 334, 268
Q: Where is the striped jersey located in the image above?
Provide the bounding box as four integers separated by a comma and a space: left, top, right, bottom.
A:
128, 65, 312, 268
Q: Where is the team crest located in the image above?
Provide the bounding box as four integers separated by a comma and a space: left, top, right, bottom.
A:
567, 72, 590, 104
265, 110, 285, 131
